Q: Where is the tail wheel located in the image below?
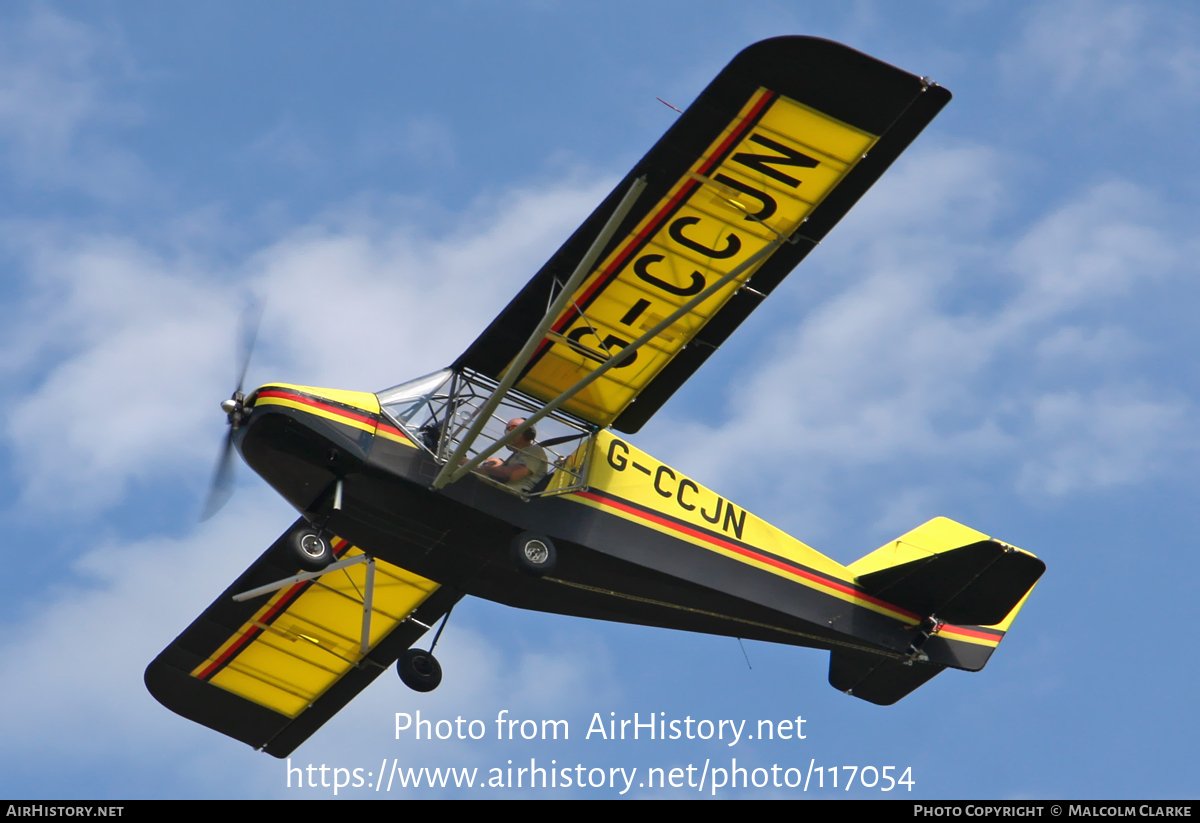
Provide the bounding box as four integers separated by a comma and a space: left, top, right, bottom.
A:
288, 528, 333, 571
397, 648, 442, 692
511, 531, 557, 576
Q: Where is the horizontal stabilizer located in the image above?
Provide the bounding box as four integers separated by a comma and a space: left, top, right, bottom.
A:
829, 648, 944, 705
851, 518, 1045, 626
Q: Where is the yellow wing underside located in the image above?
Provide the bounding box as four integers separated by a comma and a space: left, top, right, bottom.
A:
514, 89, 878, 427
192, 542, 439, 718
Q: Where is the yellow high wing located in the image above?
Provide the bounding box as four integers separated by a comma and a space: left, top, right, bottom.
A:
516, 90, 875, 427
452, 37, 950, 436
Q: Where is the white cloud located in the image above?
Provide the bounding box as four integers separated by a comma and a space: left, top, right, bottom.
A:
3, 235, 230, 512
0, 7, 144, 198
354, 115, 457, 168
0, 494, 288, 758
254, 177, 612, 390
1004, 0, 1200, 102
1, 176, 610, 517
245, 112, 456, 176
1034, 325, 1142, 366
1005, 181, 1174, 316
1018, 388, 1187, 495
0, 10, 104, 154
245, 119, 324, 172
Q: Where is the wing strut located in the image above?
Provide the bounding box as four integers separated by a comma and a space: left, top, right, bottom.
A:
360, 556, 375, 656
233, 553, 380, 659
438, 234, 790, 487
432, 175, 648, 489
231, 554, 370, 602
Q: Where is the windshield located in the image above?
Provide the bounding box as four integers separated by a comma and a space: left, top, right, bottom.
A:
376, 370, 455, 426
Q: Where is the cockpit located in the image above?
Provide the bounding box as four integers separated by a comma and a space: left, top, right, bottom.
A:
376, 369, 594, 499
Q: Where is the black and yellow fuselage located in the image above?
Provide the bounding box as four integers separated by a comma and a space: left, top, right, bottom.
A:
148, 380, 1040, 756
238, 382, 1028, 679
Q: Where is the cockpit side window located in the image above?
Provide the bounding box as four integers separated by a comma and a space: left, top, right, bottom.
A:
376, 369, 593, 498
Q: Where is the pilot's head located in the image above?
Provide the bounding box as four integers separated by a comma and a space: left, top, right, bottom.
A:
505, 418, 536, 445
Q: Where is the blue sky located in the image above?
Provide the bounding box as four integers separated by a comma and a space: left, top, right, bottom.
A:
1, 1, 1198, 799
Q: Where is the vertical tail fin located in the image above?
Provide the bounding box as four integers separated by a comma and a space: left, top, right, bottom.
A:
830, 517, 1044, 704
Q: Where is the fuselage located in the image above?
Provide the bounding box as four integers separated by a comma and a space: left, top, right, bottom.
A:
235, 381, 1008, 671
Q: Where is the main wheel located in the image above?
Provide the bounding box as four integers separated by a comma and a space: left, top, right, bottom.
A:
287, 528, 333, 571
396, 648, 442, 692
511, 531, 557, 576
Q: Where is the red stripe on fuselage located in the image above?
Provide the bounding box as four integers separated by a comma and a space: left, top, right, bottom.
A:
375, 421, 409, 440
255, 389, 379, 428
938, 624, 1005, 642
573, 489, 921, 622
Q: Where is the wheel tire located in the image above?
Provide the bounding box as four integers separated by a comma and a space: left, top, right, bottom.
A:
511, 531, 557, 576
288, 528, 333, 571
396, 648, 442, 692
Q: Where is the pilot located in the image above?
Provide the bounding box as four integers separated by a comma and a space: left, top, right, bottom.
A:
475, 418, 548, 493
